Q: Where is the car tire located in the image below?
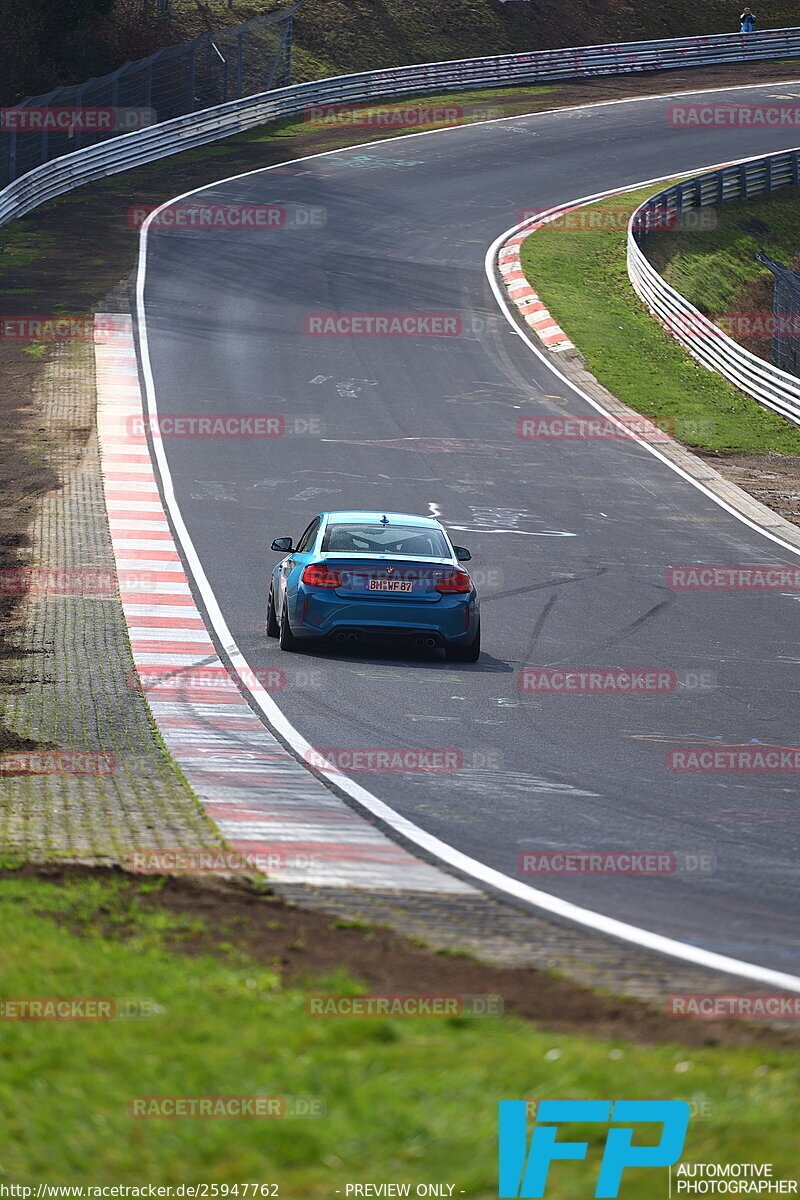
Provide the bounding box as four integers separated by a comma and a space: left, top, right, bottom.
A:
279, 603, 300, 651
265, 586, 279, 638
445, 620, 480, 662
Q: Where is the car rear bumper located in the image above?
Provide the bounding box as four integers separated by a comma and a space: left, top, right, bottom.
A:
292, 591, 479, 642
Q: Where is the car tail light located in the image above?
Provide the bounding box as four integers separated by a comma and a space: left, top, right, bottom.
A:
302, 563, 341, 589
435, 570, 472, 594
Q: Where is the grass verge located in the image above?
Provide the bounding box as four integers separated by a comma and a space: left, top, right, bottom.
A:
1, 869, 798, 1192
519, 184, 800, 455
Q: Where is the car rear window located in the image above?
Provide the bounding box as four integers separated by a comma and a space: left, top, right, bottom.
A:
321, 523, 451, 559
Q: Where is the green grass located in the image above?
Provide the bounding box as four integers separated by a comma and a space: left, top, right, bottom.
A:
0, 229, 55, 270
1, 873, 798, 1192
647, 184, 800, 314
519, 184, 800, 455
231, 84, 558, 146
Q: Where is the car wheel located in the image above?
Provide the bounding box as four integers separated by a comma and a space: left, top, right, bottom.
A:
265, 586, 279, 637
445, 620, 480, 663
279, 603, 299, 651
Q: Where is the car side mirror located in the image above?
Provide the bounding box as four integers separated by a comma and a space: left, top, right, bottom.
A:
454, 546, 471, 562
271, 537, 293, 553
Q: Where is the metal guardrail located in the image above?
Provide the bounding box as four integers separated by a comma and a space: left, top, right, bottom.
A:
2, 27, 800, 228
628, 150, 800, 425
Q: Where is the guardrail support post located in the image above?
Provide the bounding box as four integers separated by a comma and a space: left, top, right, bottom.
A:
189, 44, 196, 111
285, 15, 293, 86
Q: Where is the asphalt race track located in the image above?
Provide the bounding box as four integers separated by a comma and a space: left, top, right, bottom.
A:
137, 82, 800, 975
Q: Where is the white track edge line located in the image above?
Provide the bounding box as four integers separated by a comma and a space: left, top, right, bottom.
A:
135, 86, 800, 991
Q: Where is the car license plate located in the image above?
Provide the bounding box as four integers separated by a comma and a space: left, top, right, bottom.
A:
367, 579, 413, 592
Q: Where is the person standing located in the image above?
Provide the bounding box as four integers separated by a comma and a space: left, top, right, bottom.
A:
740, 7, 756, 32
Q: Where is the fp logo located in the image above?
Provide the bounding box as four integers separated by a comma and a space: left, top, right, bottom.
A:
498, 1099, 690, 1198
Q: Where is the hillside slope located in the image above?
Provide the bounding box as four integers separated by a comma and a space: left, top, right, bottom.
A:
290, 0, 800, 82
3, 0, 799, 104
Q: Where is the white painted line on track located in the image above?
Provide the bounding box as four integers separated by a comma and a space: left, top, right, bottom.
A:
136, 81, 800, 989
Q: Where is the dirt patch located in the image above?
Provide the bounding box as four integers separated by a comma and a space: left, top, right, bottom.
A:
10, 863, 798, 1048
0, 725, 51, 754
698, 450, 800, 526
0, 344, 58, 749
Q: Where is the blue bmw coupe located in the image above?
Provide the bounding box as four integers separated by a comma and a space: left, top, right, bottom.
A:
267, 511, 480, 661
